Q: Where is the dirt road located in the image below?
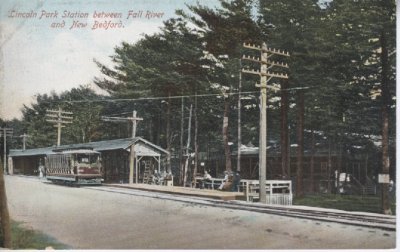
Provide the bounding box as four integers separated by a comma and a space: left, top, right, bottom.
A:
4, 176, 396, 249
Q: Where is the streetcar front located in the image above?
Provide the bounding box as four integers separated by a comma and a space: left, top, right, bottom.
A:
73, 150, 103, 185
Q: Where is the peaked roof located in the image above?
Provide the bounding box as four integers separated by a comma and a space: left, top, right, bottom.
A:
9, 137, 168, 157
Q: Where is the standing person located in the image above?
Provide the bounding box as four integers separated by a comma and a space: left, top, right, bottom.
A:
38, 159, 45, 179
231, 170, 241, 192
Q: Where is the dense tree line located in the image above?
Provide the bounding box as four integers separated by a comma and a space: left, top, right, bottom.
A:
2, 0, 395, 196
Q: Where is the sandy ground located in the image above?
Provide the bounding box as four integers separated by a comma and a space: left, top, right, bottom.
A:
4, 175, 396, 249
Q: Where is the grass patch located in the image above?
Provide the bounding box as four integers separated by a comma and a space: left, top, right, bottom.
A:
2, 221, 70, 249
293, 194, 396, 215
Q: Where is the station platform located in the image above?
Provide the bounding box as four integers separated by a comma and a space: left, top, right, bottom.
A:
104, 183, 244, 201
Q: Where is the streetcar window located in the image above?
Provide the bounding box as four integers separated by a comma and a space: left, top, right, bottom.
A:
76, 154, 99, 164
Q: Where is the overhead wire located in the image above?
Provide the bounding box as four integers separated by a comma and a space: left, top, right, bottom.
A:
58, 85, 313, 104
60, 91, 259, 104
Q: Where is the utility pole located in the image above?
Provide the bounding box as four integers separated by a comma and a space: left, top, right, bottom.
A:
183, 104, 193, 187
46, 107, 73, 146
237, 59, 242, 172
19, 133, 30, 150
180, 97, 185, 185
0, 157, 11, 248
242, 42, 289, 203
102, 111, 143, 184
0, 128, 13, 174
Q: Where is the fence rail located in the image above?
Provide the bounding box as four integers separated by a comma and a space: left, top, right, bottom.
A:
194, 177, 293, 205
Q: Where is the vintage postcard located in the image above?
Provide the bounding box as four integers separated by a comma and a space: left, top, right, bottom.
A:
0, 0, 396, 250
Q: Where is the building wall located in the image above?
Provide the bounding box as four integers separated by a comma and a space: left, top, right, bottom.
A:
12, 156, 43, 175
11, 149, 165, 184
101, 150, 130, 183
101, 150, 163, 183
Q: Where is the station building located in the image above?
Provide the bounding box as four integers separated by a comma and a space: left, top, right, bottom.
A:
8, 137, 169, 183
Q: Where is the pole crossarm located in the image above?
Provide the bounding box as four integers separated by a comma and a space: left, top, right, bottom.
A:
242, 58, 289, 68
255, 83, 281, 91
18, 133, 30, 150
267, 61, 289, 68
46, 119, 73, 124
46, 114, 73, 119
264, 48, 290, 57
101, 112, 143, 138
101, 116, 143, 123
0, 128, 13, 137
46, 107, 73, 146
242, 55, 261, 63
0, 134, 13, 137
242, 68, 261, 75
46, 109, 73, 114
265, 72, 289, 79
0, 128, 13, 132
101, 111, 143, 184
243, 43, 290, 56
101, 116, 128, 122
243, 43, 261, 50
242, 69, 288, 79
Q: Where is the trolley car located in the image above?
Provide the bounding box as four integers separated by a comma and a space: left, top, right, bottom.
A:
45, 148, 103, 185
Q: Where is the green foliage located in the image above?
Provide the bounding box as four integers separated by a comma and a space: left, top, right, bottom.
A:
181, 0, 262, 57
4, 0, 396, 182
294, 194, 396, 214
1, 221, 69, 249
258, 0, 395, 167
15, 86, 105, 148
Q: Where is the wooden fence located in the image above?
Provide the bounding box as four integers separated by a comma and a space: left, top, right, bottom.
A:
241, 179, 293, 205
194, 177, 293, 205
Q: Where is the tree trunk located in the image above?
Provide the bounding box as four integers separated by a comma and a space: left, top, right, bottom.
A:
310, 128, 315, 193
336, 137, 343, 194
223, 97, 232, 173
183, 104, 193, 187
166, 93, 172, 173
295, 90, 304, 197
380, 29, 391, 215
0, 159, 12, 248
156, 107, 161, 146
280, 79, 289, 178
327, 139, 332, 193
148, 119, 153, 146
192, 93, 199, 187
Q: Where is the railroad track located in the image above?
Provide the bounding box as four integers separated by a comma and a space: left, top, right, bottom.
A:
87, 185, 396, 231
222, 201, 396, 231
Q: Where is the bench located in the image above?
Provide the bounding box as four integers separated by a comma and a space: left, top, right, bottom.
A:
195, 177, 224, 190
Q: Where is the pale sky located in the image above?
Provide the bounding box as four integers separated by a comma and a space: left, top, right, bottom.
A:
0, 0, 219, 120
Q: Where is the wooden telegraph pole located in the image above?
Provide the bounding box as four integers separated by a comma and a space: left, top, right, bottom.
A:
242, 42, 289, 203
46, 107, 73, 146
0, 157, 11, 248
237, 59, 242, 172
19, 133, 30, 150
0, 131, 12, 247
0, 128, 13, 174
102, 111, 143, 184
